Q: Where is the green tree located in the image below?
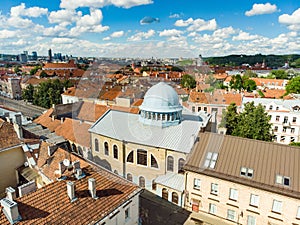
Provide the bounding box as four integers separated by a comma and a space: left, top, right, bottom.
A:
22, 84, 34, 102
232, 102, 272, 141
289, 142, 300, 147
244, 70, 257, 78
220, 102, 272, 141
219, 103, 239, 135
269, 70, 288, 79
14, 65, 21, 74
30, 65, 42, 75
285, 76, 300, 94
40, 70, 48, 78
229, 74, 256, 92
243, 79, 257, 92
181, 74, 196, 89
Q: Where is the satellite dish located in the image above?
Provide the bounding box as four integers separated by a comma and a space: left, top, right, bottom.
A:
63, 159, 70, 167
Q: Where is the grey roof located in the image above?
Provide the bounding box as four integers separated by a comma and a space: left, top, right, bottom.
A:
89, 109, 204, 153
155, 173, 185, 192
184, 133, 300, 199
243, 97, 300, 111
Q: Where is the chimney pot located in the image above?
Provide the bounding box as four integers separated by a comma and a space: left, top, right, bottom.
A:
6, 187, 16, 201
67, 181, 77, 202
88, 178, 97, 199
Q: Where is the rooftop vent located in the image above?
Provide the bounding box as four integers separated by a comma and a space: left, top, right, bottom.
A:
6, 187, 16, 201
18, 181, 36, 197
0, 198, 22, 224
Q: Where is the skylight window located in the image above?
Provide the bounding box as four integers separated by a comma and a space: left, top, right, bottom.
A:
240, 167, 253, 178
276, 175, 290, 186
204, 152, 218, 169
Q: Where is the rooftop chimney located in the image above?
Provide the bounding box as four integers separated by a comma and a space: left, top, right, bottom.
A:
15, 114, 22, 126
88, 178, 97, 199
6, 187, 16, 201
67, 181, 77, 202
18, 181, 36, 197
0, 198, 22, 224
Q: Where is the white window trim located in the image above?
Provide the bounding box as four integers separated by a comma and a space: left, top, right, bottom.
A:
229, 188, 238, 201
250, 194, 259, 207
193, 178, 201, 190
272, 200, 282, 214
211, 183, 218, 195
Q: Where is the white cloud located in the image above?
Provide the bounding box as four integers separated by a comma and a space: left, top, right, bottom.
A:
169, 13, 181, 19
103, 37, 111, 41
159, 29, 183, 37
232, 31, 259, 41
279, 8, 300, 30
7, 16, 34, 28
60, 0, 153, 9
245, 3, 278, 16
43, 24, 68, 37
0, 30, 18, 39
48, 9, 81, 24
52, 37, 75, 44
127, 29, 155, 41
187, 18, 217, 32
10, 3, 48, 18
111, 31, 124, 38
174, 18, 193, 27
213, 26, 236, 38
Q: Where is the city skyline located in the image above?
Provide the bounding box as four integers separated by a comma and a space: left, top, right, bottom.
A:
0, 0, 300, 58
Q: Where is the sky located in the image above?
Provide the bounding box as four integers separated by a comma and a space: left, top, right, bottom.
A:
0, 0, 300, 58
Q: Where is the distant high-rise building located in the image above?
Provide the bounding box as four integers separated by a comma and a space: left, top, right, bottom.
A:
48, 49, 52, 62
32, 51, 38, 61
19, 53, 27, 63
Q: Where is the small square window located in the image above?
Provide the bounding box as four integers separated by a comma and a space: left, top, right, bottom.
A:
276, 116, 280, 121
293, 117, 297, 123
276, 175, 290, 186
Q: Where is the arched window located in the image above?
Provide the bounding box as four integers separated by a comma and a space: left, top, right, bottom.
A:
78, 146, 83, 156
151, 154, 158, 168
172, 192, 178, 204
167, 156, 174, 172
104, 142, 109, 155
72, 144, 77, 153
113, 145, 118, 159
178, 158, 185, 172
127, 151, 134, 163
127, 173, 133, 182
139, 176, 145, 188
94, 138, 99, 152
162, 188, 168, 200
152, 180, 156, 191
137, 149, 147, 166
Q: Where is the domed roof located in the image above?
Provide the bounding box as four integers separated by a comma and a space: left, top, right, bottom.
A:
140, 82, 183, 113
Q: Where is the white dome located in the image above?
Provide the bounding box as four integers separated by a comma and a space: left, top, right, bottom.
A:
140, 82, 182, 113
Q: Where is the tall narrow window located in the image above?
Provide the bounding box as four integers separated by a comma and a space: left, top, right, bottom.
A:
172, 192, 178, 204
209, 203, 217, 214
227, 209, 236, 221
250, 194, 259, 207
113, 145, 118, 159
152, 180, 157, 191
229, 188, 238, 201
167, 156, 174, 172
211, 183, 218, 195
139, 176, 145, 188
137, 149, 147, 166
104, 142, 109, 156
127, 151, 134, 163
151, 154, 158, 168
193, 178, 201, 190
162, 188, 168, 200
125, 207, 130, 221
94, 138, 99, 152
178, 158, 185, 172
297, 206, 300, 219
247, 215, 256, 225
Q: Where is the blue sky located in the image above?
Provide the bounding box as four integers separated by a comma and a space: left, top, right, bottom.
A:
0, 0, 300, 58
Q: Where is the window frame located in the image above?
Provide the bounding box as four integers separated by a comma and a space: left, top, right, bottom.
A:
211, 183, 218, 195
227, 209, 236, 221
229, 188, 238, 201
272, 200, 282, 214
193, 178, 201, 190
204, 152, 218, 169
297, 206, 300, 219
247, 215, 256, 225
113, 145, 118, 159
209, 203, 217, 215
137, 149, 147, 166
250, 194, 259, 207
167, 155, 174, 172
94, 138, 99, 152
125, 207, 130, 221
104, 142, 109, 156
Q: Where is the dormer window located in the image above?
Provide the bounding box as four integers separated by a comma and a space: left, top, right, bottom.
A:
240, 167, 253, 178
276, 175, 290, 186
204, 152, 218, 169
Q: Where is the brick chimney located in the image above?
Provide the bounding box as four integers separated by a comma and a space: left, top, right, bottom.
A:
88, 178, 97, 199
0, 198, 22, 224
67, 181, 77, 202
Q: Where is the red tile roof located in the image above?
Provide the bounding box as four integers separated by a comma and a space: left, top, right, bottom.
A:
0, 118, 21, 149
77, 102, 109, 122
0, 165, 140, 224
33, 108, 61, 132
